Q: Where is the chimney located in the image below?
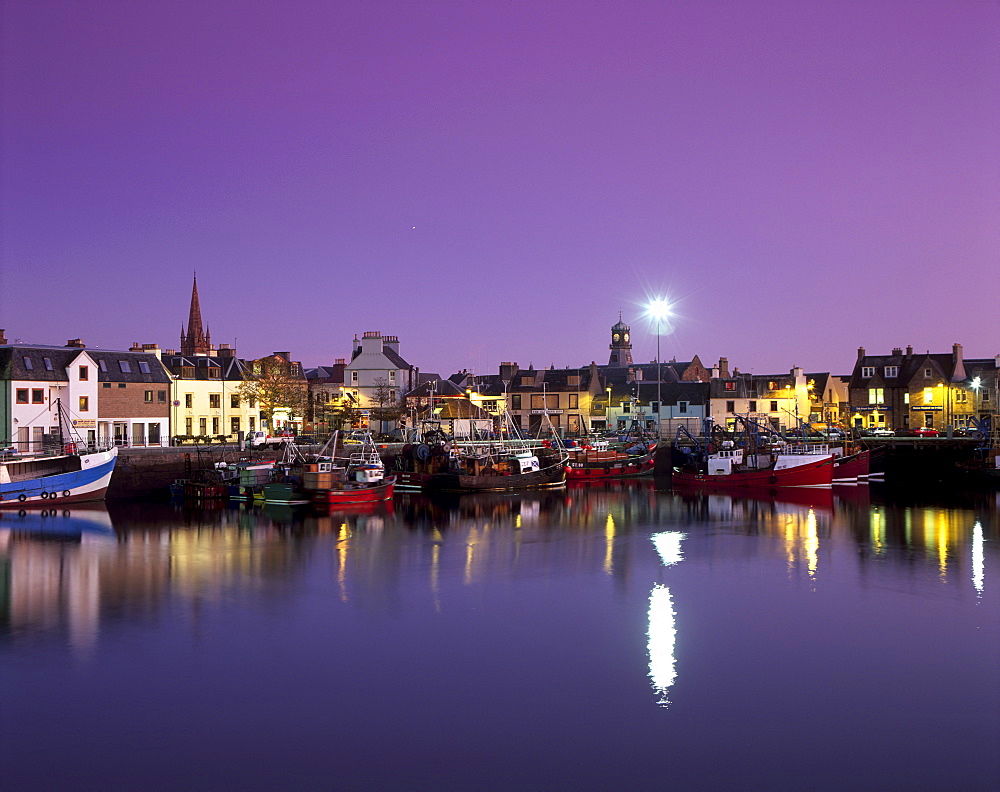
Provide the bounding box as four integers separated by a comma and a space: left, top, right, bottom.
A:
906, 345, 913, 357
130, 342, 143, 352
892, 348, 902, 356
718, 357, 730, 377
0, 329, 6, 345
857, 347, 866, 359
499, 362, 518, 381
711, 366, 720, 378
66, 338, 85, 348
216, 344, 234, 359
952, 343, 966, 382
142, 343, 162, 361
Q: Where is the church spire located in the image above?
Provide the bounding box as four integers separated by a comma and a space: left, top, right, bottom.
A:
181, 274, 211, 355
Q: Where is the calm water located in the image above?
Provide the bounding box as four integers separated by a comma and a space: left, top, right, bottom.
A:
0, 483, 997, 791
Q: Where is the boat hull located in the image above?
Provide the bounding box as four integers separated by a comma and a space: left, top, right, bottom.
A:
312, 477, 396, 504
833, 450, 871, 485
395, 465, 566, 493
672, 455, 834, 490
565, 452, 655, 480
0, 448, 119, 508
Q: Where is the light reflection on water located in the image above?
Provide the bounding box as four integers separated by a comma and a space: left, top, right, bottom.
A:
0, 484, 997, 790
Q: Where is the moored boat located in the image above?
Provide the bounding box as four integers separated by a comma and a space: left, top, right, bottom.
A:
672, 445, 834, 490
0, 445, 118, 508
563, 438, 657, 480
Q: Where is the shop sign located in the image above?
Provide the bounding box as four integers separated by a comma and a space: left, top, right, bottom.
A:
530, 409, 564, 414
911, 406, 943, 411
72, 419, 96, 428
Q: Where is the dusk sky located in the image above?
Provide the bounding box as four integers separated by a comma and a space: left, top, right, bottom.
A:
2, 0, 997, 377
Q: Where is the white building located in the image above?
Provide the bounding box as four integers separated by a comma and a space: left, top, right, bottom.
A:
343, 332, 416, 429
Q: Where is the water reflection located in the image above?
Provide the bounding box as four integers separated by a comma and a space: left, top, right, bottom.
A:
648, 531, 685, 706
0, 486, 995, 650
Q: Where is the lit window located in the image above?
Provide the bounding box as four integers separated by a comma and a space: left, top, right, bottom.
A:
724, 381, 736, 392
923, 388, 933, 404
79, 396, 89, 412
144, 391, 154, 402
904, 392, 910, 404
868, 388, 884, 404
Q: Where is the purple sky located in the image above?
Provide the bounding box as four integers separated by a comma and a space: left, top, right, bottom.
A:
2, 1, 998, 377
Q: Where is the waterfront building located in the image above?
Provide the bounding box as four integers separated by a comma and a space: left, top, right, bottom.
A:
343, 332, 416, 432
161, 344, 256, 442
708, 367, 811, 433
847, 344, 992, 432
0, 331, 171, 450
303, 359, 351, 434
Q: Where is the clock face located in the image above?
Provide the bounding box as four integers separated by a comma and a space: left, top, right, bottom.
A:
613, 333, 620, 342
623, 333, 630, 343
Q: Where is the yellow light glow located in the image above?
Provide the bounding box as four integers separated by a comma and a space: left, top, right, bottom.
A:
604, 514, 616, 575
923, 388, 933, 405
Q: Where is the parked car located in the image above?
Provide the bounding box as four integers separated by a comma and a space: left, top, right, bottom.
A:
866, 427, 895, 437
955, 427, 984, 438
913, 427, 940, 437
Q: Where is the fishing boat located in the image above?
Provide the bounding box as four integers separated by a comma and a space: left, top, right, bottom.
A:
394, 441, 567, 492
671, 444, 834, 489
832, 448, 871, 485
563, 438, 657, 480
262, 432, 395, 505
0, 401, 118, 508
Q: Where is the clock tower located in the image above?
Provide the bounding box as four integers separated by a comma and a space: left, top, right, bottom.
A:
608, 317, 633, 366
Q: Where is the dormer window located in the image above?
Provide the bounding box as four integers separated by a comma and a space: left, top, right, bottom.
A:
861, 367, 874, 378
724, 381, 736, 392
884, 366, 899, 378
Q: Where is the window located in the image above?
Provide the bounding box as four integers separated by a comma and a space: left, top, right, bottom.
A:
118, 383, 126, 388
185, 394, 193, 408
511, 394, 522, 410
158, 391, 166, 402
181, 366, 195, 378
212, 417, 219, 434
199, 417, 207, 435
98, 360, 107, 372
955, 390, 967, 404
923, 388, 933, 404
138, 361, 150, 374
22, 356, 33, 370
207, 368, 220, 378
43, 357, 53, 371
231, 417, 241, 434
149, 424, 161, 445
209, 394, 221, 409
869, 388, 884, 404
79, 396, 89, 412
904, 392, 910, 404
231, 395, 240, 408
32, 389, 44, 404
885, 366, 899, 378
770, 400, 778, 412
924, 368, 932, 378
726, 400, 735, 413
678, 401, 689, 413
724, 381, 736, 392
389, 370, 396, 383
103, 383, 111, 389
749, 400, 757, 412
144, 390, 154, 402
185, 417, 193, 434
249, 417, 256, 431
984, 390, 992, 403
16, 389, 28, 404
861, 367, 874, 378
118, 361, 131, 373
351, 370, 359, 384
622, 402, 630, 413
568, 393, 578, 409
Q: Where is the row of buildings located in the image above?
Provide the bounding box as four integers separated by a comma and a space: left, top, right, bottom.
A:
1, 281, 996, 450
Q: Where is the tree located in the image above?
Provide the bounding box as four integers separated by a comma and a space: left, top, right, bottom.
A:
235, 355, 307, 431
370, 377, 403, 433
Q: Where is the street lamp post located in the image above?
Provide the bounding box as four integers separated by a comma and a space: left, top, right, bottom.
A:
647, 299, 670, 439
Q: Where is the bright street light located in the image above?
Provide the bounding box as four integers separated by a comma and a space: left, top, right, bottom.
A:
646, 299, 671, 439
